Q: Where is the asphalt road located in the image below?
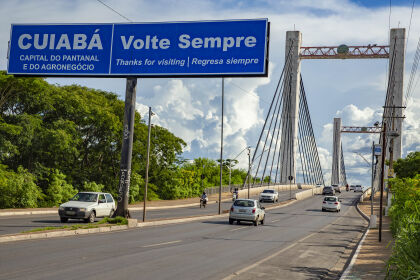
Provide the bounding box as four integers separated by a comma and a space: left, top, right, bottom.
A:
0, 191, 366, 280
0, 189, 301, 235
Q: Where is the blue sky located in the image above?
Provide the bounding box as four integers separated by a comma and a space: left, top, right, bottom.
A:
0, 0, 419, 186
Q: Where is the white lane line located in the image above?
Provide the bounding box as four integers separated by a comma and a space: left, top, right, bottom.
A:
142, 240, 182, 248
271, 219, 281, 222
229, 226, 247, 232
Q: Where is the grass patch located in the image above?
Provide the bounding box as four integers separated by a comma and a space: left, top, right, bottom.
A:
20, 217, 128, 234
97, 216, 128, 225
22, 226, 69, 233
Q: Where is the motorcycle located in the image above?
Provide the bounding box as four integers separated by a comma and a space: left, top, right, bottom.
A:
200, 197, 208, 208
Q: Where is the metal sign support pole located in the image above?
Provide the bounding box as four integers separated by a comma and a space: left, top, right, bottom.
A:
219, 78, 224, 215
115, 77, 137, 218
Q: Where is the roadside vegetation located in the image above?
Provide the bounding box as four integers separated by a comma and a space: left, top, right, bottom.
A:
21, 217, 129, 233
0, 72, 252, 209
386, 151, 420, 279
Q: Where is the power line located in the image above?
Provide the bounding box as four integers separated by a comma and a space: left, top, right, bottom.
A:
95, 0, 132, 22
405, 0, 416, 58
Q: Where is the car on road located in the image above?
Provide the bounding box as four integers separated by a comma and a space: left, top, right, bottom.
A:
316, 184, 324, 188
259, 189, 279, 203
332, 184, 341, 193
349, 185, 356, 191
58, 192, 116, 223
322, 196, 342, 212
229, 199, 265, 226
354, 185, 363, 192
322, 186, 335, 195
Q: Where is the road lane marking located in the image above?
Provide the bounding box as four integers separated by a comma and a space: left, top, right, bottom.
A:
271, 219, 281, 222
229, 226, 247, 232
142, 240, 182, 248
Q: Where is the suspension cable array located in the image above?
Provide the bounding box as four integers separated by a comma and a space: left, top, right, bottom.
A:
340, 143, 347, 186
243, 43, 325, 187
298, 75, 325, 185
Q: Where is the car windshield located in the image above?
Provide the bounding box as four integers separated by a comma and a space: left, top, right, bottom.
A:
262, 190, 274, 193
233, 200, 255, 207
356, 185, 361, 188
324, 197, 337, 202
71, 193, 98, 202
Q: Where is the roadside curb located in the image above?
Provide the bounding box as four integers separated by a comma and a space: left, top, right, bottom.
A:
339, 194, 370, 279
0, 225, 129, 243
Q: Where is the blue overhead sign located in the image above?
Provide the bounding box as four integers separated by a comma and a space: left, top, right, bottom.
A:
7, 19, 269, 77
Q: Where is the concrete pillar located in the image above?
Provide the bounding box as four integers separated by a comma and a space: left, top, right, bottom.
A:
331, 118, 341, 185
279, 31, 302, 183
388, 28, 405, 161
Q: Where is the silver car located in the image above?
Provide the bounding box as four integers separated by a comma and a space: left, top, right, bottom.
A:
229, 199, 265, 226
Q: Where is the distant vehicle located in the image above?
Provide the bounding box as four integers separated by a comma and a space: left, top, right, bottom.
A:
316, 184, 324, 188
229, 199, 265, 226
349, 185, 356, 191
259, 189, 279, 203
322, 186, 335, 195
354, 185, 363, 192
332, 184, 341, 193
58, 192, 115, 223
322, 196, 342, 212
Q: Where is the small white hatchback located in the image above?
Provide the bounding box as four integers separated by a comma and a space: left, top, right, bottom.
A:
58, 192, 116, 223
322, 196, 341, 212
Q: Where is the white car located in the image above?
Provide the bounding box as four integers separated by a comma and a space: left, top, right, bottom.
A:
322, 196, 341, 212
259, 189, 279, 203
229, 199, 265, 226
59, 192, 116, 223
354, 185, 363, 192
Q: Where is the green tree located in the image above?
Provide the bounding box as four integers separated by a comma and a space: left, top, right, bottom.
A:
394, 151, 420, 178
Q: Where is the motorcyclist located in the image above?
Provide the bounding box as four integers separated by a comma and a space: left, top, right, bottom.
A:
200, 192, 208, 208
233, 188, 239, 199
346, 184, 349, 191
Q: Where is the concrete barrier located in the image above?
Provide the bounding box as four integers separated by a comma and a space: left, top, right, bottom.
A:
294, 186, 323, 200
238, 184, 316, 199
359, 188, 372, 203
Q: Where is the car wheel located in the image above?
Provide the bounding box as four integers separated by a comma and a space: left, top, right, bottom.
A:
237, 220, 240, 225
60, 217, 68, 223
261, 215, 265, 225
322, 208, 325, 212
229, 218, 234, 225
259, 200, 262, 203
85, 211, 95, 223
253, 218, 258, 226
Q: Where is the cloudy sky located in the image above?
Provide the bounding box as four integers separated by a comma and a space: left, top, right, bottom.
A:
1, 0, 419, 186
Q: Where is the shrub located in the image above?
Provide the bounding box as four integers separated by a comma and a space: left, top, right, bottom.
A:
45, 169, 78, 206
386, 175, 420, 279
0, 165, 44, 208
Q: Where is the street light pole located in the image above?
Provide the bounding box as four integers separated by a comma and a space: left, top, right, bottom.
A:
219, 78, 224, 215
143, 107, 153, 222
248, 147, 251, 199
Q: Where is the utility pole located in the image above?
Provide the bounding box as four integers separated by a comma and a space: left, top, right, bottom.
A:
115, 77, 137, 218
379, 123, 387, 242
143, 107, 153, 222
